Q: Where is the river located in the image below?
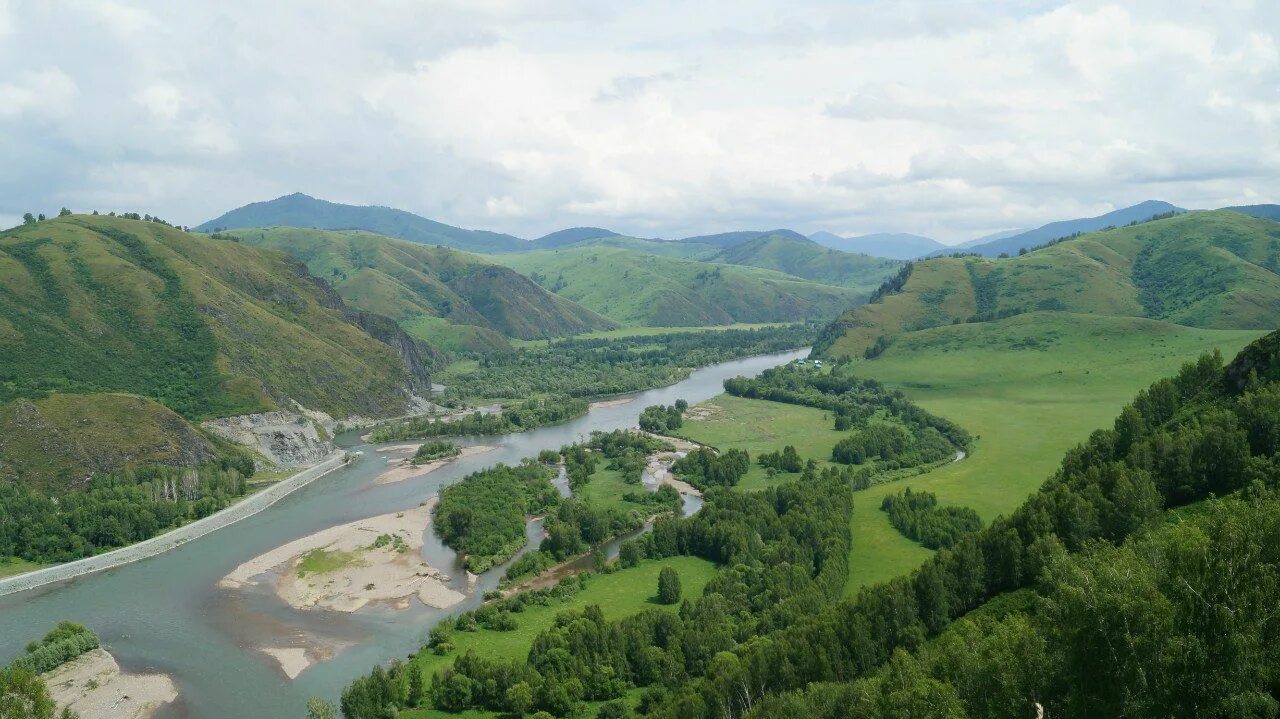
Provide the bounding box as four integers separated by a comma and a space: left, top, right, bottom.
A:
0, 348, 805, 718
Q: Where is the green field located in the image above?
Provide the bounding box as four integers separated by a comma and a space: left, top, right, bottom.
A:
576, 467, 659, 514
673, 394, 842, 491
406, 556, 716, 703
840, 312, 1264, 593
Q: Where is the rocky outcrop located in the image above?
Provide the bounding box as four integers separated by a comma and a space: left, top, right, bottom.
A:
202, 411, 333, 468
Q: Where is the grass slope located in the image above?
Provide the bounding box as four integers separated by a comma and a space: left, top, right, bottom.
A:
224, 227, 614, 344
713, 232, 903, 290
197, 193, 528, 253
0, 393, 221, 492
0, 215, 417, 420
818, 210, 1280, 358
840, 312, 1263, 593
489, 246, 865, 326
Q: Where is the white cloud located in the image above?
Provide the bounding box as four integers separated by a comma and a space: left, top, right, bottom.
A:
0, 0, 1277, 240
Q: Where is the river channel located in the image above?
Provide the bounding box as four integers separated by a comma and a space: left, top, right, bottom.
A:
0, 348, 806, 718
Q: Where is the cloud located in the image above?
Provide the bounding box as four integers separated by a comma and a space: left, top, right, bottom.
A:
0, 1, 1276, 241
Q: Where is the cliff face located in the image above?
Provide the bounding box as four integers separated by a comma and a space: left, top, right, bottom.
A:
202, 412, 334, 468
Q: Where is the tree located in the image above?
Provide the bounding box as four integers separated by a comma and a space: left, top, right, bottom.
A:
305, 697, 336, 719
22, 213, 35, 225
57, 208, 71, 217
37, 214, 45, 221
0, 665, 65, 719
657, 566, 682, 604
506, 681, 535, 716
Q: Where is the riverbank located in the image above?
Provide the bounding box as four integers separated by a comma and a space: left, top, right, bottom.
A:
0, 452, 350, 598
374, 444, 496, 485
220, 498, 464, 614
43, 648, 177, 719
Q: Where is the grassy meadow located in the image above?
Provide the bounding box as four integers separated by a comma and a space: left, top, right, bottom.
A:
403, 556, 716, 710
841, 312, 1264, 593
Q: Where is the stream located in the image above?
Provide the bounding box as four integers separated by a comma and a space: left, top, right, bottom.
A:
0, 348, 806, 718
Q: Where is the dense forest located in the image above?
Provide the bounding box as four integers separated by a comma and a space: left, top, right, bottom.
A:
880, 488, 984, 549
443, 324, 814, 400
343, 329, 1280, 719
0, 454, 256, 563
433, 461, 560, 573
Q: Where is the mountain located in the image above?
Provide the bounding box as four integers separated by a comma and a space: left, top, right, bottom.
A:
531, 227, 618, 249
0, 215, 428, 421
676, 229, 808, 249
1222, 203, 1280, 221
488, 245, 866, 326
196, 193, 530, 253
814, 210, 1280, 358
957, 227, 1026, 248
222, 227, 615, 347
711, 231, 902, 290
809, 231, 946, 260
964, 200, 1185, 257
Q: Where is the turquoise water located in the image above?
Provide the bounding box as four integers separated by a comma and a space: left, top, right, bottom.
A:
0, 349, 804, 718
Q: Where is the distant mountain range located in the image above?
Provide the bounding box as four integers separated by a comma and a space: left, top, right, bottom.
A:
959, 200, 1186, 257
813, 209, 1280, 358
808, 231, 946, 260
197, 193, 531, 253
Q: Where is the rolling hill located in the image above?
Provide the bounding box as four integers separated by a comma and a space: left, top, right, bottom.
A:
221, 227, 615, 348
676, 229, 808, 248
197, 193, 530, 253
963, 199, 1185, 257
711, 231, 902, 290
0, 215, 428, 421
488, 245, 866, 326
531, 227, 617, 249
1223, 203, 1280, 221
809, 231, 945, 260
815, 209, 1280, 358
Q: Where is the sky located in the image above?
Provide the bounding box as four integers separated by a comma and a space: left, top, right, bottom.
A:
1, 0, 1277, 242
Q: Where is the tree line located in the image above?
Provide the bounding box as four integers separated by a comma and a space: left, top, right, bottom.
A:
369, 395, 589, 443
880, 487, 983, 549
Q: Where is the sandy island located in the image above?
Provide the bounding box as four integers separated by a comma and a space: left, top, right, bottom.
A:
589, 397, 635, 410
220, 499, 465, 614
374, 444, 496, 485
43, 648, 177, 719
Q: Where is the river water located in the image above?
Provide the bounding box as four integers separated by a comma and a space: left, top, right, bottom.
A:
0, 348, 805, 718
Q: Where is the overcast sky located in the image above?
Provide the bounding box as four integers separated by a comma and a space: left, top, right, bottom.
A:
1, 1, 1277, 241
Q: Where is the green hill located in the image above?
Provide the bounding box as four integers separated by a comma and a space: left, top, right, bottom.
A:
222, 227, 615, 348
0, 215, 427, 420
196, 193, 530, 253
712, 231, 902, 290
815, 210, 1280, 358
0, 393, 223, 493
488, 245, 866, 326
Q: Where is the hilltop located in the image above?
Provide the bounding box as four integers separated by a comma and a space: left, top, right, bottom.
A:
488, 245, 866, 326
196, 193, 529, 253
815, 209, 1280, 357
963, 199, 1185, 257
0, 215, 428, 420
221, 227, 614, 349
712, 231, 902, 290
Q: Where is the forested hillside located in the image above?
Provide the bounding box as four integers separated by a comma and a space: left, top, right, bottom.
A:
816, 210, 1280, 357
343, 329, 1280, 719
489, 246, 867, 326
0, 215, 426, 420
711, 232, 901, 290
221, 227, 615, 347
196, 193, 529, 253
